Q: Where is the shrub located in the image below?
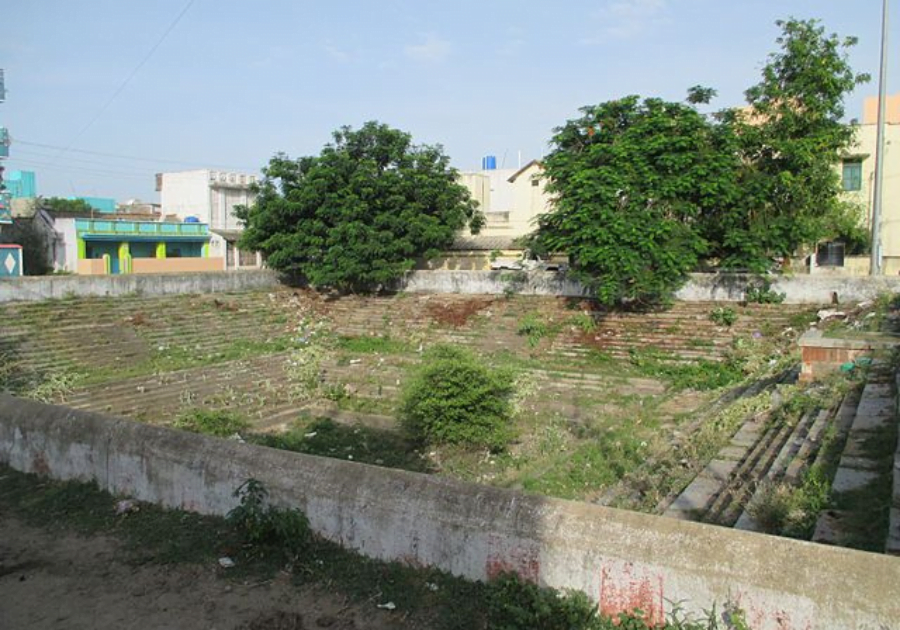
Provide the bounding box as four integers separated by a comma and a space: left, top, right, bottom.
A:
517, 313, 550, 347
172, 409, 250, 437
709, 306, 738, 327
400, 345, 516, 450
227, 479, 312, 562
486, 573, 602, 630
744, 278, 785, 304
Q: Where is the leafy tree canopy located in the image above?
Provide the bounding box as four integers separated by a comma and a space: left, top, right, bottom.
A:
237, 121, 483, 291
40, 197, 95, 214
533, 18, 868, 306
533, 96, 739, 307
714, 18, 870, 271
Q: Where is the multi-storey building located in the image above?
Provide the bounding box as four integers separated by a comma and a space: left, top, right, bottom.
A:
157, 169, 261, 269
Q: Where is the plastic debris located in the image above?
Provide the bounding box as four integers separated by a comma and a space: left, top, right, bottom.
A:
218, 557, 236, 568
376, 602, 396, 610
115, 499, 138, 516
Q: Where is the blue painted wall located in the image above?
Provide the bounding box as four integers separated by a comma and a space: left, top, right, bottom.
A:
5, 170, 37, 199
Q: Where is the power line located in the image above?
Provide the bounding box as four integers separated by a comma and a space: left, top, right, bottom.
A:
9, 157, 150, 180
14, 138, 258, 172
14, 148, 152, 174
48, 0, 198, 166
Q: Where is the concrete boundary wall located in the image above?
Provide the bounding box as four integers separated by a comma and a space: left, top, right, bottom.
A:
1, 395, 897, 629
394, 270, 900, 304
0, 269, 280, 303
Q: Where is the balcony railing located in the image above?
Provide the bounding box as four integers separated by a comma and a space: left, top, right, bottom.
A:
75, 219, 209, 237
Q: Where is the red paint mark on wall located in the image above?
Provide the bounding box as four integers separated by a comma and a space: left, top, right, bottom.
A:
31, 451, 50, 476
599, 562, 664, 626
732, 592, 810, 630
485, 535, 541, 583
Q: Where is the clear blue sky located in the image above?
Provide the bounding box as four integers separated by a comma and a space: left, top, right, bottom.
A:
0, 0, 895, 202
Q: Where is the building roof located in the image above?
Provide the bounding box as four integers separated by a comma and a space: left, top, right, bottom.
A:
507, 159, 543, 183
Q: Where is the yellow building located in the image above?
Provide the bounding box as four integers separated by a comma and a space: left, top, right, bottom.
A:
825, 95, 900, 275
459, 159, 552, 239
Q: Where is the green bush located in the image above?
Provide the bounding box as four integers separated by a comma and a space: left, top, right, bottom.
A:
487, 573, 602, 630
709, 306, 738, 327
744, 279, 785, 304
172, 409, 250, 437
227, 479, 312, 562
400, 345, 515, 450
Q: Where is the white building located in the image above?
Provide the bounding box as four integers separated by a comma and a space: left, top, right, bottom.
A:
157, 169, 262, 269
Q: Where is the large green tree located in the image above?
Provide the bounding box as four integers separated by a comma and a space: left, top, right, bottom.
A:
532, 95, 740, 306
237, 122, 483, 291
534, 18, 868, 304
714, 18, 870, 270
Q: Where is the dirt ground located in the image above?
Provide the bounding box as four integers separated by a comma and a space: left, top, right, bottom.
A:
0, 515, 406, 630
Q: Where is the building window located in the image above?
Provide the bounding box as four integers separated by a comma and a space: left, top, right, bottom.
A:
816, 241, 845, 267
842, 160, 862, 191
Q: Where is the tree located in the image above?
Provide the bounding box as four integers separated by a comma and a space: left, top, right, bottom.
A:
399, 345, 516, 450
237, 122, 483, 291
532, 95, 740, 306
40, 197, 95, 214
713, 18, 869, 271
533, 18, 868, 304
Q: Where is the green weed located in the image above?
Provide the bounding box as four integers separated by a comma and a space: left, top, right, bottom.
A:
172, 409, 250, 437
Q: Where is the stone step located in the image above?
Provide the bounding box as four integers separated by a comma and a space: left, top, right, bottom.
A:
813, 365, 897, 547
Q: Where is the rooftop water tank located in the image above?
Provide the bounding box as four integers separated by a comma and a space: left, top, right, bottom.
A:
482, 155, 497, 171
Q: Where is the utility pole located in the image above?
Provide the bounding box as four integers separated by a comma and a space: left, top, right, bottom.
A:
871, 0, 890, 276
0, 68, 11, 227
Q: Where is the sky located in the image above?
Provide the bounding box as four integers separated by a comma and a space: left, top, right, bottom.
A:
0, 0, 896, 202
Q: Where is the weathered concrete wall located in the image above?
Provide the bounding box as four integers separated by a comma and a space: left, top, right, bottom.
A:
0, 269, 280, 303
393, 270, 900, 304
1, 395, 897, 629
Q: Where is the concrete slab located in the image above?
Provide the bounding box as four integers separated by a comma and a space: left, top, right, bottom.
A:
812, 509, 847, 545
665, 476, 721, 517
718, 446, 748, 461
837, 455, 884, 471
831, 467, 880, 494
707, 459, 739, 483
841, 436, 875, 458
730, 428, 762, 448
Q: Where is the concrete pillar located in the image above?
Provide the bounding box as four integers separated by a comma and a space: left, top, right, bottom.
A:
118, 242, 131, 274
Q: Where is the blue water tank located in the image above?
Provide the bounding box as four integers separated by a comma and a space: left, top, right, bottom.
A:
482, 155, 497, 171
184, 216, 200, 223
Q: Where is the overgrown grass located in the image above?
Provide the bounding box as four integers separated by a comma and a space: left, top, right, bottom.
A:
79, 335, 304, 386
249, 417, 432, 473
334, 335, 412, 354
519, 423, 647, 499
629, 348, 745, 391
172, 409, 251, 437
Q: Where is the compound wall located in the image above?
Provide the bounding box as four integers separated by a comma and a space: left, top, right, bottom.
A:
0, 269, 280, 303
1, 395, 897, 629
393, 271, 900, 305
